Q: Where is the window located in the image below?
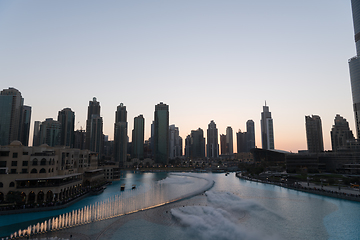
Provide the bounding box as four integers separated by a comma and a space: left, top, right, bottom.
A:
0, 161, 6, 167
11, 161, 17, 166
12, 152, 18, 158
23, 152, 28, 155
22, 161, 28, 166
0, 169, 6, 174
9, 182, 15, 187
21, 169, 28, 174
0, 151, 9, 157
31, 168, 37, 173
40, 158, 46, 165
10, 169, 16, 174
39, 168, 46, 173
32, 159, 38, 166
0, 182, 3, 187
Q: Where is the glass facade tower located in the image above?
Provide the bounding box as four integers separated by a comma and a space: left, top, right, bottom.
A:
153, 102, 169, 165
349, 0, 360, 138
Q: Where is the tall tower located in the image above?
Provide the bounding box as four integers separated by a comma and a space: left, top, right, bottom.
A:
189, 128, 205, 159
261, 103, 274, 150
330, 114, 355, 151
246, 120, 255, 152
169, 124, 182, 159
85, 97, 101, 150
0, 87, 31, 146
349, 0, 360, 138
220, 134, 227, 155
32, 121, 41, 146
236, 129, 247, 153
206, 120, 219, 158
114, 103, 127, 167
305, 115, 324, 153
58, 108, 75, 147
226, 126, 233, 154
132, 114, 144, 159
153, 102, 169, 165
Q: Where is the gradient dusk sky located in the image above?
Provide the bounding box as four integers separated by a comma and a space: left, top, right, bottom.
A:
0, 0, 356, 152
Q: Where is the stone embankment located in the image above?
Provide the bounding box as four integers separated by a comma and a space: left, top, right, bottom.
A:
236, 172, 360, 203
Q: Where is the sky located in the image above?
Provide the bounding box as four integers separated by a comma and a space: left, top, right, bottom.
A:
0, 0, 356, 152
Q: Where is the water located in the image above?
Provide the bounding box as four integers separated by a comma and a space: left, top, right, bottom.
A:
1, 172, 360, 240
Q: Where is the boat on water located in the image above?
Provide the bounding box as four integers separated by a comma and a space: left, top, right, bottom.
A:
120, 184, 125, 191
90, 186, 106, 195
132, 184, 136, 190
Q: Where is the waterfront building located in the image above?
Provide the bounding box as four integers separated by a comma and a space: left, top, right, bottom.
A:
0, 141, 102, 204
236, 130, 247, 153
349, 0, 360, 138
132, 115, 144, 159
226, 126, 233, 155
0, 87, 31, 146
32, 121, 41, 147
58, 108, 75, 147
169, 124, 182, 159
188, 128, 205, 159
261, 103, 274, 150
330, 114, 355, 151
153, 102, 169, 165
206, 120, 219, 158
246, 120, 255, 152
184, 135, 191, 158
305, 115, 324, 153
39, 118, 62, 147
114, 103, 127, 168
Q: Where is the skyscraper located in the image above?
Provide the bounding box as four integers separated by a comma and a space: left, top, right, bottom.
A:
349, 0, 360, 138
0, 87, 31, 146
226, 126, 233, 155
32, 121, 41, 146
114, 103, 127, 167
206, 120, 219, 158
236, 129, 247, 153
169, 124, 182, 159
85, 97, 101, 150
39, 118, 61, 147
153, 102, 169, 165
305, 115, 324, 153
58, 108, 75, 147
189, 128, 206, 159
246, 120, 255, 152
261, 103, 274, 150
330, 114, 355, 151
132, 114, 144, 159
220, 134, 227, 155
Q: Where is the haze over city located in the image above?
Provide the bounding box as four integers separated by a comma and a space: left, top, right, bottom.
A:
0, 0, 355, 152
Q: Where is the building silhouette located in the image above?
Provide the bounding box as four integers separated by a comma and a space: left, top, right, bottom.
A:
0, 87, 31, 146
114, 103, 127, 167
169, 124, 182, 159
132, 114, 144, 159
261, 103, 274, 150
32, 121, 41, 146
206, 120, 219, 158
305, 115, 324, 153
153, 102, 169, 165
330, 114, 355, 151
220, 134, 227, 155
58, 108, 75, 147
85, 97, 101, 151
236, 129, 247, 153
39, 118, 61, 147
246, 120, 255, 152
349, 0, 360, 138
226, 126, 233, 155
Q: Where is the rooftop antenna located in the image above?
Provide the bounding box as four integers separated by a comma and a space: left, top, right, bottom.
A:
265, 100, 267, 106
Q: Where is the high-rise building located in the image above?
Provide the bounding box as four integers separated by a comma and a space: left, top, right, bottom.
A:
349, 0, 360, 138
32, 121, 41, 146
85, 97, 101, 150
261, 103, 274, 150
0, 87, 31, 146
74, 129, 86, 150
132, 115, 144, 159
39, 118, 61, 147
246, 120, 255, 152
184, 135, 191, 158
206, 120, 219, 158
305, 115, 324, 153
236, 130, 247, 153
189, 128, 205, 159
169, 124, 182, 159
153, 102, 169, 165
58, 108, 75, 147
330, 114, 355, 151
114, 103, 127, 167
226, 126, 233, 155
220, 134, 227, 155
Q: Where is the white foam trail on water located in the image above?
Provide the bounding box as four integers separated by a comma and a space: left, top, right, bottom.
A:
171, 191, 282, 240
158, 175, 194, 184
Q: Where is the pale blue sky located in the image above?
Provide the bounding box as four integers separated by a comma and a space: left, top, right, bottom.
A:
0, 0, 356, 152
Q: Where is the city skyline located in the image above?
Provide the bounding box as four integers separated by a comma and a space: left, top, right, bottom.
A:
0, 1, 356, 152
